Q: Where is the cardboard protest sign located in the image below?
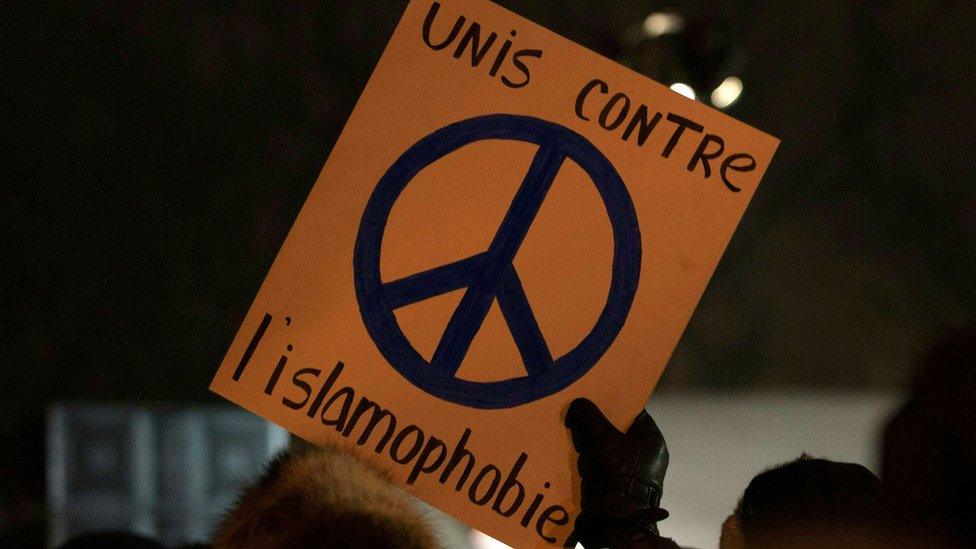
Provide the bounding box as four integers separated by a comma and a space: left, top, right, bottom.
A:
210, 0, 779, 545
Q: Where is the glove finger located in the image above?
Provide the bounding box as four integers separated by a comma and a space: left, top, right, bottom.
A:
565, 398, 621, 452
626, 408, 664, 444
633, 507, 669, 523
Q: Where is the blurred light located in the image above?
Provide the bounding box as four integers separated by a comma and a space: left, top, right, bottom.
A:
470, 532, 510, 549
470, 531, 584, 549
669, 82, 697, 100
642, 12, 684, 38
710, 76, 743, 109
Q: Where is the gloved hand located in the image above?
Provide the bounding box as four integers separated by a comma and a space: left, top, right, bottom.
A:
565, 398, 671, 549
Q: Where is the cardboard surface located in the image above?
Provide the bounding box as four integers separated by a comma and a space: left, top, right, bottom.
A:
211, 1, 779, 546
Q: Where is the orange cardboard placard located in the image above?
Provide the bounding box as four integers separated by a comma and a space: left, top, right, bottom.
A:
210, 0, 778, 546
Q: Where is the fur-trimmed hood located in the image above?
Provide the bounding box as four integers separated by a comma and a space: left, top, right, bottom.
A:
213, 442, 436, 549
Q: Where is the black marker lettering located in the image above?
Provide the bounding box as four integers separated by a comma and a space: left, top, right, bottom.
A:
688, 134, 725, 178
622, 104, 662, 146
232, 313, 272, 381
342, 397, 398, 453
537, 505, 570, 543
282, 367, 320, 410
439, 428, 476, 491
453, 23, 498, 67
598, 92, 631, 130
320, 386, 354, 430
661, 113, 705, 158
520, 485, 547, 527
390, 425, 425, 465
422, 2, 464, 50
488, 31, 517, 76
264, 344, 292, 395
306, 361, 344, 418
492, 453, 527, 517
502, 49, 541, 89
720, 153, 756, 192
574, 78, 608, 121
407, 436, 447, 484
469, 464, 501, 505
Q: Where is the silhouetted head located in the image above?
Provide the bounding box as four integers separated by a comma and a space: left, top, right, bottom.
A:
883, 327, 976, 546
720, 456, 883, 548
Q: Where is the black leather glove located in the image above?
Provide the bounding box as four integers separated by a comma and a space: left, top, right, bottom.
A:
565, 398, 672, 549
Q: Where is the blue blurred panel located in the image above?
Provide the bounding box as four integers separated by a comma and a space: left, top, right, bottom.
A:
47, 404, 288, 548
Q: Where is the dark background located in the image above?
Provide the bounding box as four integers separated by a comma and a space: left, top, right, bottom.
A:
3, 1, 974, 544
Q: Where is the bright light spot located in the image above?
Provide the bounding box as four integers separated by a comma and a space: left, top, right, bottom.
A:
470, 531, 511, 549
710, 76, 743, 109
470, 532, 583, 549
642, 12, 684, 37
669, 82, 697, 100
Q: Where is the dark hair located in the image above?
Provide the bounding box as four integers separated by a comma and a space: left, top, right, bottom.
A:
735, 456, 882, 544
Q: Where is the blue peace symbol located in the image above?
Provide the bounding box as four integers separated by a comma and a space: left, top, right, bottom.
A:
354, 114, 641, 409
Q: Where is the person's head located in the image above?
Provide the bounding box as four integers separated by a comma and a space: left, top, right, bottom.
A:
213, 442, 435, 549
882, 327, 976, 545
720, 456, 883, 548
